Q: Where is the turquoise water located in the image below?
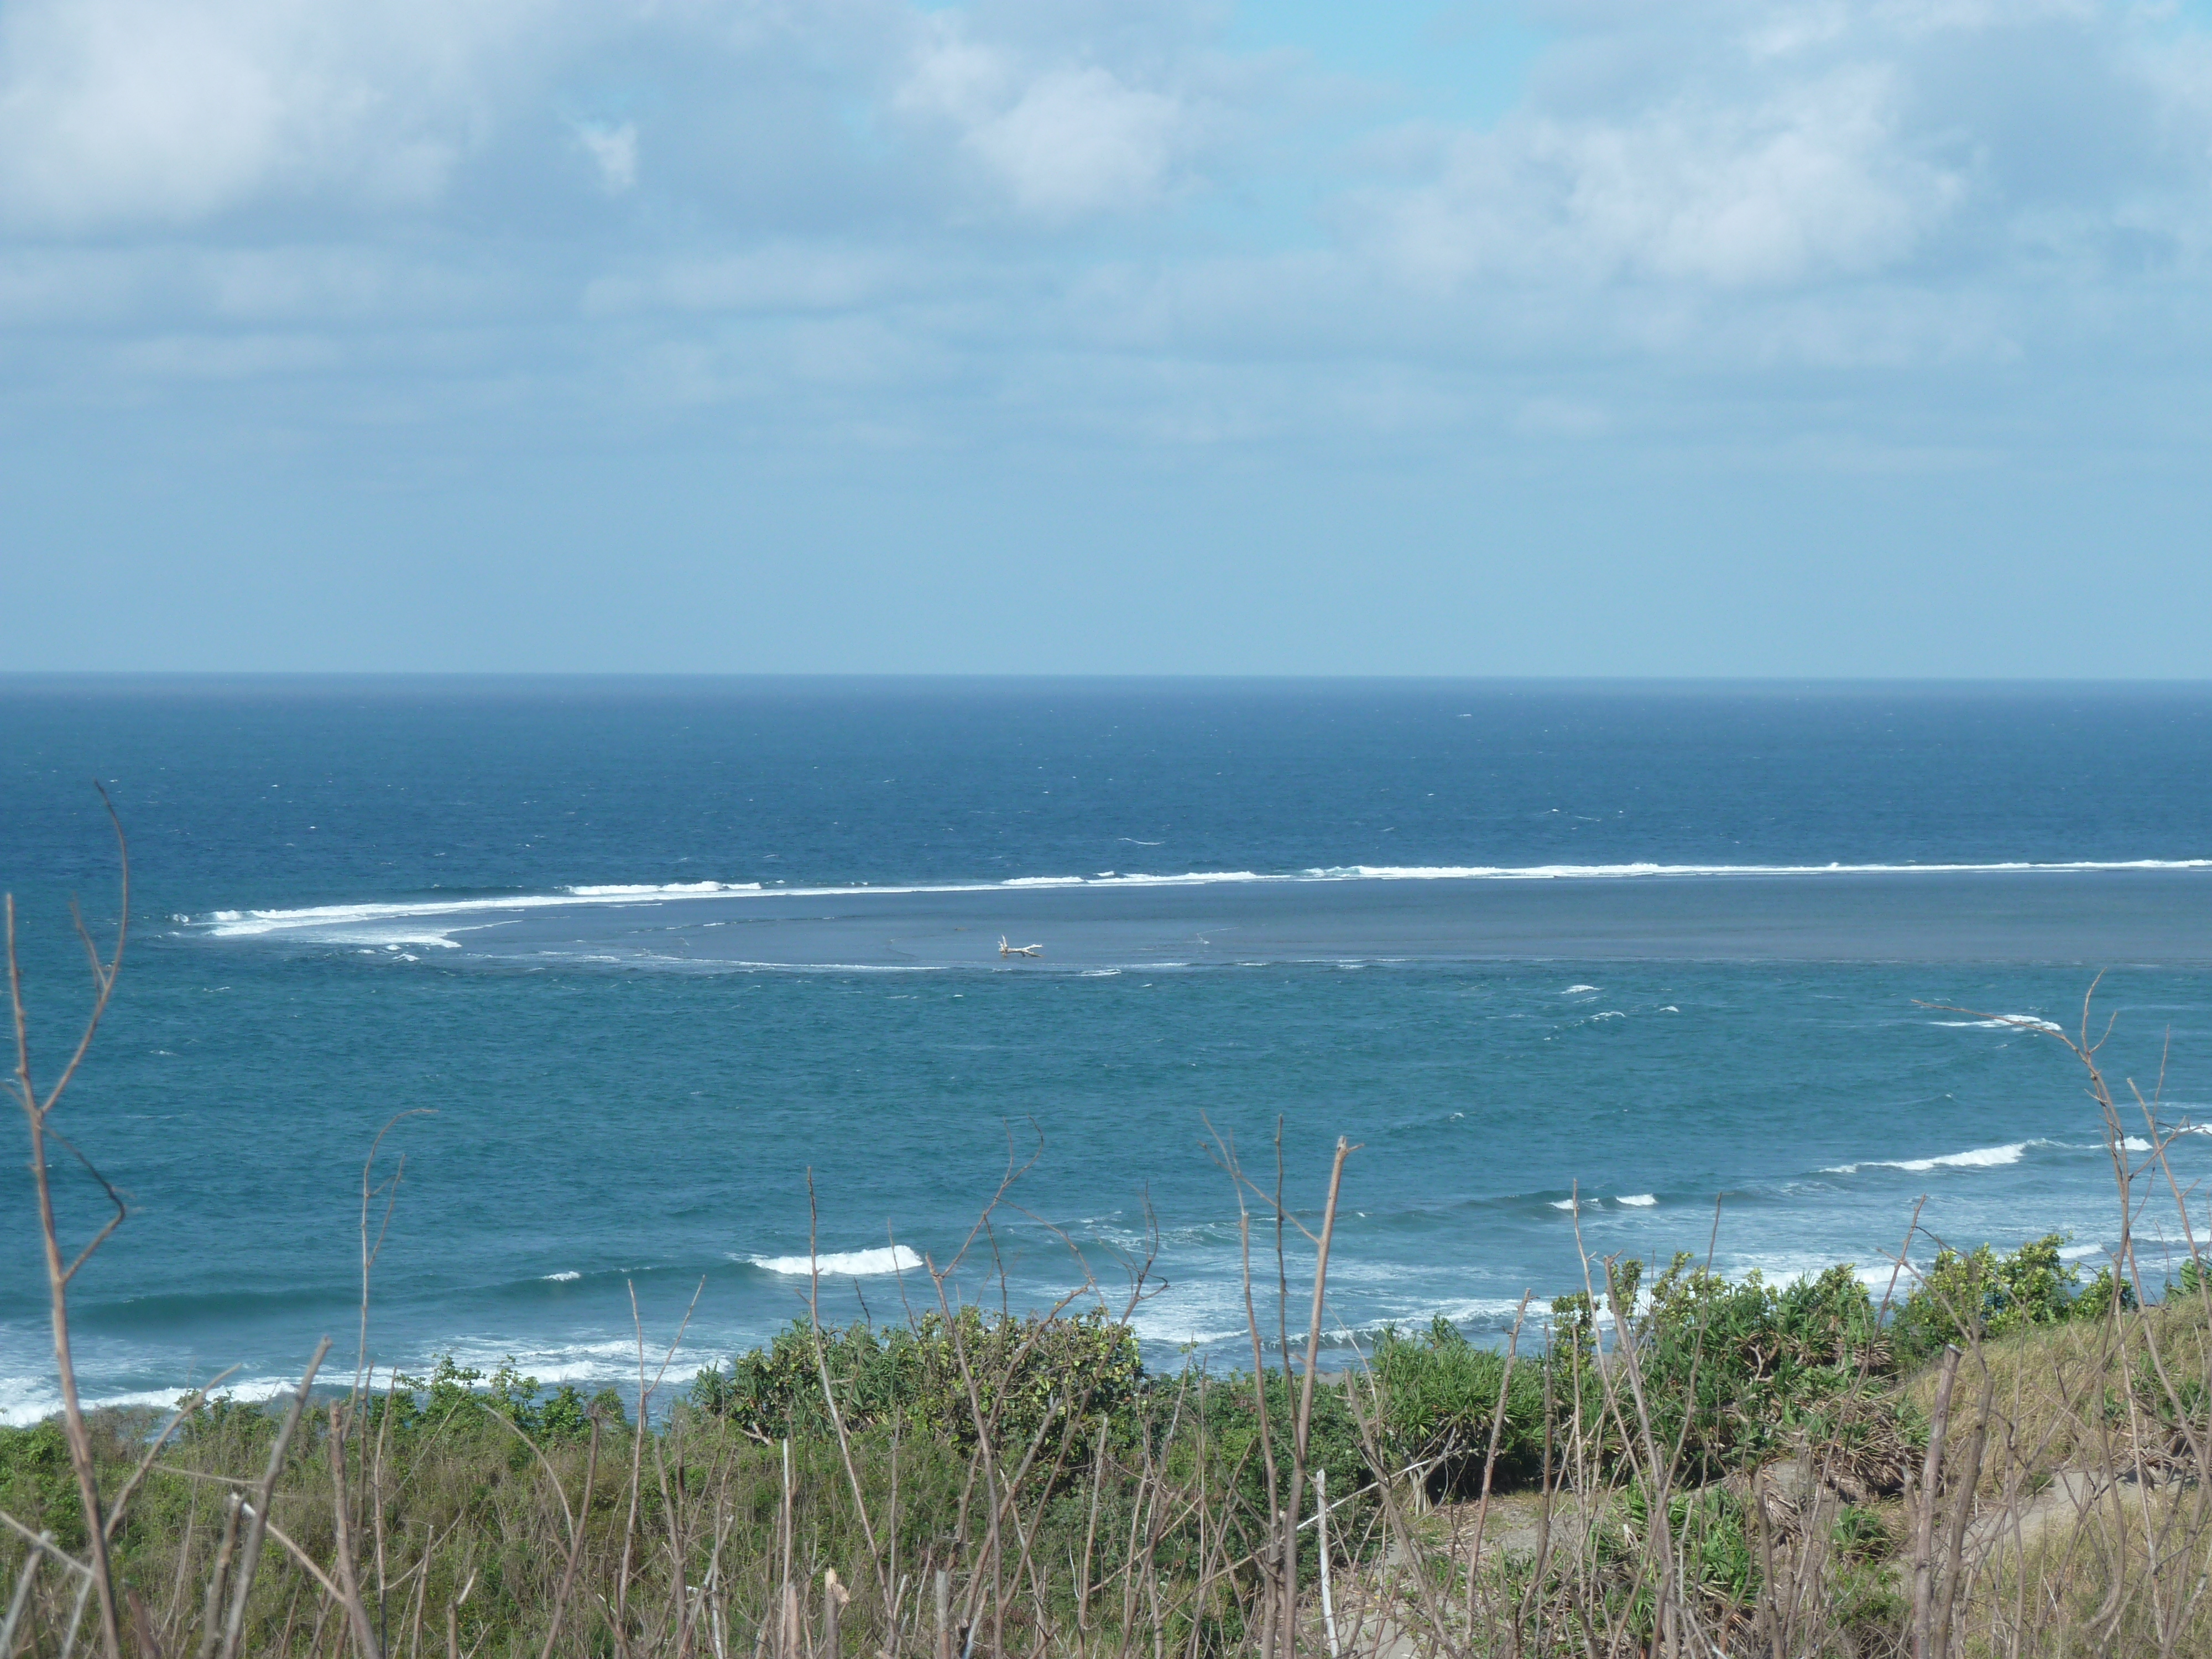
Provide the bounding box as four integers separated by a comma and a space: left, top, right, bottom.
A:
4, 677, 2211, 1421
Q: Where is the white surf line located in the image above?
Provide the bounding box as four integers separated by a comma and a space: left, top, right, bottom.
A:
195, 858, 2212, 938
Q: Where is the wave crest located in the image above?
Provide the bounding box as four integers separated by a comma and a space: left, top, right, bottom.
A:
1825, 1141, 2033, 1175
189, 858, 2212, 941
746, 1245, 924, 1277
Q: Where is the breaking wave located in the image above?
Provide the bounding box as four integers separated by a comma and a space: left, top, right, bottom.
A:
188, 858, 2212, 940
745, 1245, 925, 1277
1825, 1141, 2035, 1175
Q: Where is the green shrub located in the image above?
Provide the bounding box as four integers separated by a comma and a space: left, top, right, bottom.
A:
1549, 1292, 1598, 1364
0, 1419, 83, 1550
1893, 1235, 2078, 1361
1610, 1483, 1758, 1631
374, 1355, 624, 1446
691, 1307, 1142, 1451
1191, 1366, 1370, 1574
1830, 1503, 1896, 1563
1371, 1317, 1546, 1498
2076, 1264, 2138, 1321
1616, 1256, 1886, 1483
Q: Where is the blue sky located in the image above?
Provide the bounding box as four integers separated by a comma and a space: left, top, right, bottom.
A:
2, 0, 2209, 674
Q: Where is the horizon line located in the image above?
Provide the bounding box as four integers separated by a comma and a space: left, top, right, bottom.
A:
5, 671, 2212, 689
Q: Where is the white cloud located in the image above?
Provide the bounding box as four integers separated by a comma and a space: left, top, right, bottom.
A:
0, 0, 562, 230
962, 66, 1184, 216
896, 20, 1195, 218
1366, 78, 1961, 291
576, 121, 639, 195
1361, 45, 1971, 292
0, 0, 2207, 450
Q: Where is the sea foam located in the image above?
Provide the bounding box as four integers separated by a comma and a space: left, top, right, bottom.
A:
746, 1245, 924, 1277
1825, 1141, 2034, 1175
193, 858, 2212, 942
1295, 859, 2212, 882
199, 882, 766, 938
566, 882, 755, 898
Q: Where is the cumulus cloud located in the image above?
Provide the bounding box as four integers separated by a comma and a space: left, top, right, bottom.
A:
895, 19, 1196, 217
0, 0, 2208, 448
1348, 0, 2212, 299
0, 0, 569, 229
0, 0, 1215, 234
1366, 65, 1963, 289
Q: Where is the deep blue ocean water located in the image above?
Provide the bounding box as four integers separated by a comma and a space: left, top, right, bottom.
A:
5, 676, 2212, 1422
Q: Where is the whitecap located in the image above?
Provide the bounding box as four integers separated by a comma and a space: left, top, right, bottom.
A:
197, 884, 761, 940
1422, 1296, 1543, 1327
1824, 1141, 2033, 1175
745, 1245, 924, 1277
1298, 859, 2212, 881
1562, 984, 1599, 994
542, 1271, 582, 1283
1550, 1198, 1579, 1211
566, 881, 752, 898
1930, 1016, 2064, 1035
1100, 872, 1265, 886
2, 1374, 306, 1429
191, 859, 2212, 946
1616, 1194, 1658, 1207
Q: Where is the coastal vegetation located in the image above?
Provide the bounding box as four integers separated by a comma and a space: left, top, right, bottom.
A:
7, 1209, 2210, 1658
11, 822, 2212, 1656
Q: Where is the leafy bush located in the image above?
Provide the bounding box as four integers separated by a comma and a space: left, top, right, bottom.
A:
1615, 1257, 1886, 1483
1610, 1483, 1759, 1631
690, 1307, 1142, 1451
369, 1356, 627, 1452
2077, 1264, 2138, 1321
1830, 1503, 1896, 1563
0, 1420, 84, 1550
1893, 1235, 2078, 1361
1371, 1317, 1546, 1498
1191, 1366, 1370, 1573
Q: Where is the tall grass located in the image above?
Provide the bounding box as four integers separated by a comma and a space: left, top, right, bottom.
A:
9, 826, 2212, 1657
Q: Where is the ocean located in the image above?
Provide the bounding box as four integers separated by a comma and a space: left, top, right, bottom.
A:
4, 676, 2211, 1424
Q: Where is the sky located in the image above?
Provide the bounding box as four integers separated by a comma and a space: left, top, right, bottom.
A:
2, 0, 2210, 676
